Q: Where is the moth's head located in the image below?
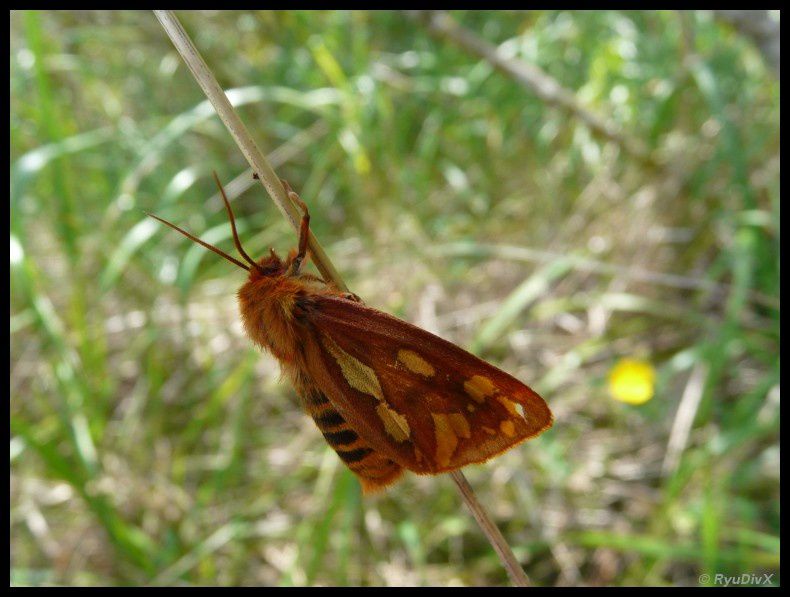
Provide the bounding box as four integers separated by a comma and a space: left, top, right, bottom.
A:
248, 249, 285, 281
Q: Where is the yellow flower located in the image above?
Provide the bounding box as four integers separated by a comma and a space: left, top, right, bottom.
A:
608, 358, 656, 405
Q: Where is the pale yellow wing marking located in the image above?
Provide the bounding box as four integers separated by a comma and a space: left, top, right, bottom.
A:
499, 420, 516, 437
397, 349, 435, 378
463, 375, 497, 404
465, 374, 528, 424
431, 412, 472, 467
496, 395, 527, 422
322, 334, 411, 441
321, 335, 384, 401
376, 403, 410, 442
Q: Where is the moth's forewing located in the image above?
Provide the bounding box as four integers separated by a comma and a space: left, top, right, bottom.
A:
299, 296, 553, 474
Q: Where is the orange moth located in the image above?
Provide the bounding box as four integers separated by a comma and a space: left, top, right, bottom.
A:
148, 174, 553, 493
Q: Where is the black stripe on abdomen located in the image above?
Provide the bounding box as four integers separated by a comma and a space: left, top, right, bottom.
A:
300, 390, 401, 488
337, 447, 373, 464
313, 409, 345, 429
322, 429, 358, 447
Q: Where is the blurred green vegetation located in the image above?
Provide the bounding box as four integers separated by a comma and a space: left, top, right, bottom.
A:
10, 10, 779, 587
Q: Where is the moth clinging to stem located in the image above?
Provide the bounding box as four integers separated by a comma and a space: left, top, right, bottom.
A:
148, 173, 553, 493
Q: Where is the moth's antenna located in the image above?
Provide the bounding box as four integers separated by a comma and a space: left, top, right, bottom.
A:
145, 211, 250, 271
212, 171, 262, 272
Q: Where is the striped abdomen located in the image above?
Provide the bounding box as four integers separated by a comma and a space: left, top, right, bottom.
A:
302, 387, 403, 493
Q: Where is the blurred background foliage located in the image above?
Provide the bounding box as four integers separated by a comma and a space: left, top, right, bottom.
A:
10, 10, 779, 587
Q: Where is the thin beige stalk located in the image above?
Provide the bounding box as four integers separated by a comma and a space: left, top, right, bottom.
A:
408, 10, 656, 169
153, 10, 532, 587
153, 10, 346, 291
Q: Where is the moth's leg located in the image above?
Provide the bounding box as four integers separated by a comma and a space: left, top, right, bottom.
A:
342, 292, 362, 303
281, 178, 310, 275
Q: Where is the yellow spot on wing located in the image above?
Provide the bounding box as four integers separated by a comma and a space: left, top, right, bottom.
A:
397, 349, 435, 377
431, 412, 471, 467
432, 413, 459, 468
500, 420, 516, 437
496, 395, 521, 418
322, 335, 383, 401
376, 403, 410, 442
447, 413, 471, 439
482, 426, 496, 436
464, 375, 497, 403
